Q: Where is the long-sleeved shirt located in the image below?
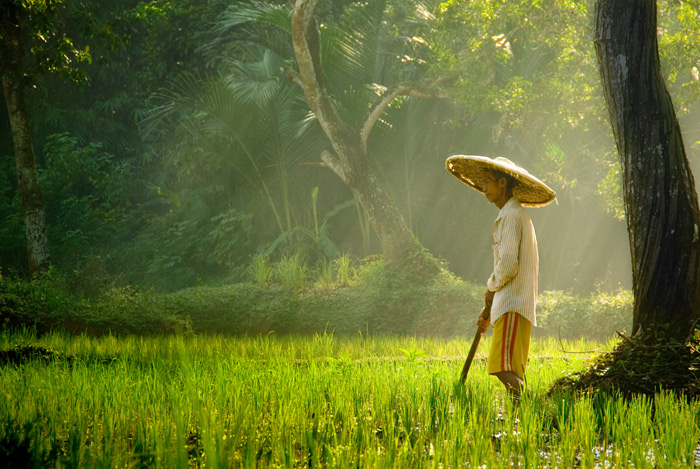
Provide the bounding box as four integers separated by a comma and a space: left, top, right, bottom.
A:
487, 197, 538, 326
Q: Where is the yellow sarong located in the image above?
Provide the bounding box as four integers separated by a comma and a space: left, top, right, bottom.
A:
488, 312, 531, 380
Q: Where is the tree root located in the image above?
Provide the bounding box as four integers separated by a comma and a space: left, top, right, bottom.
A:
549, 330, 700, 399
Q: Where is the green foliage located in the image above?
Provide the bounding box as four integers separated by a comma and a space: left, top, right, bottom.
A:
205, 209, 253, 268
126, 199, 254, 290
399, 345, 427, 362
0, 269, 75, 334
334, 254, 355, 286
275, 254, 308, 290
597, 161, 626, 221
39, 133, 134, 267
0, 272, 189, 337
0, 250, 632, 341
537, 289, 632, 342
429, 0, 700, 238
249, 254, 275, 286
657, 1, 700, 112
431, 0, 598, 136
265, 187, 356, 262
4, 0, 698, 297
0, 0, 92, 86
140, 54, 316, 241
314, 258, 335, 288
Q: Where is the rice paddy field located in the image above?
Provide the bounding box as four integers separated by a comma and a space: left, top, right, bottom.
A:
1, 329, 699, 467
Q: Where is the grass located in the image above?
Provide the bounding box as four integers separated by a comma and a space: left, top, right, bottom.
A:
0, 330, 698, 467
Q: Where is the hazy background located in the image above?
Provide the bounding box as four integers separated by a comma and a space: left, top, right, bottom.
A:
1, 0, 698, 295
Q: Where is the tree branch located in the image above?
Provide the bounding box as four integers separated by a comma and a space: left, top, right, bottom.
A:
292, 0, 348, 142
286, 69, 303, 88
320, 150, 349, 185
360, 77, 449, 147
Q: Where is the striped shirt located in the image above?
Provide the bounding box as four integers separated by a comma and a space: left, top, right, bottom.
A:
487, 197, 538, 326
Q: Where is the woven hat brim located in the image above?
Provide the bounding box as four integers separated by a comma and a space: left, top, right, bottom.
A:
445, 155, 556, 207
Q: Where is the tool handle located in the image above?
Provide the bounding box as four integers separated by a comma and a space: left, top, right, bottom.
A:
460, 326, 483, 383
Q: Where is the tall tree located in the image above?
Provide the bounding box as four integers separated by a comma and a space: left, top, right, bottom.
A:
0, 1, 50, 276
1, 0, 91, 276
290, 0, 443, 265
594, 0, 700, 340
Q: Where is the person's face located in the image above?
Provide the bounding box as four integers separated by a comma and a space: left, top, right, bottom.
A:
482, 171, 509, 208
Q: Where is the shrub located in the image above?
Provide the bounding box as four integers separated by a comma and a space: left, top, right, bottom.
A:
536, 289, 632, 342
0, 269, 75, 335
0, 272, 189, 337
0, 256, 634, 340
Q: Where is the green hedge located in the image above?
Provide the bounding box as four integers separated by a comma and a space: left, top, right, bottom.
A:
536, 289, 632, 341
0, 273, 188, 336
156, 271, 478, 337
0, 269, 632, 340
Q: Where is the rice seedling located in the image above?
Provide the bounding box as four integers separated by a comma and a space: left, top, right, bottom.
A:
0, 329, 698, 467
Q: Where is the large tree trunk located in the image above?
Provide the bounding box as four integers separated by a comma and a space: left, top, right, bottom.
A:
320, 145, 419, 265
594, 0, 700, 340
291, 0, 437, 266
1, 3, 51, 276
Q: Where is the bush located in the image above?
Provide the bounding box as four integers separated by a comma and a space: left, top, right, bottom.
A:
536, 289, 632, 342
0, 272, 189, 336
0, 258, 634, 340
152, 263, 480, 337
0, 270, 75, 334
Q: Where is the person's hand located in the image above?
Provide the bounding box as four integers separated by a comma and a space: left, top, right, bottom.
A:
476, 307, 491, 335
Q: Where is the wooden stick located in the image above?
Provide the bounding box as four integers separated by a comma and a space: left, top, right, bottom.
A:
460, 323, 483, 383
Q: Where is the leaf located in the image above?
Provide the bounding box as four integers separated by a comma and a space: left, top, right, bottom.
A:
322, 199, 357, 224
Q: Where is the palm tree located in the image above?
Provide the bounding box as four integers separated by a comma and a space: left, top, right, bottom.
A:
216, 0, 445, 267
141, 45, 317, 237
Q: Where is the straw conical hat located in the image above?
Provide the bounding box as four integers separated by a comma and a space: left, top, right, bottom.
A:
445, 155, 556, 207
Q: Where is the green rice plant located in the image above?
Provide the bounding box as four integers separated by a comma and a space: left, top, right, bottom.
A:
1, 330, 698, 467
513, 395, 547, 466
626, 395, 655, 467
572, 396, 598, 466
653, 389, 700, 466
249, 253, 274, 285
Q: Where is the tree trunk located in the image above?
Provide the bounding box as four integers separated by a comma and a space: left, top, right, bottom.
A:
594, 0, 700, 340
1, 3, 51, 276
320, 147, 419, 265
291, 0, 428, 266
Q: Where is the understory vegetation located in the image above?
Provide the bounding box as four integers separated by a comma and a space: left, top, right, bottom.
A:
1, 331, 698, 467
0, 254, 630, 341
551, 331, 700, 399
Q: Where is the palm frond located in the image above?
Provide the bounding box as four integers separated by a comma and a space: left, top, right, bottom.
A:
325, 0, 387, 88
225, 48, 285, 108
208, 1, 294, 61
218, 1, 292, 34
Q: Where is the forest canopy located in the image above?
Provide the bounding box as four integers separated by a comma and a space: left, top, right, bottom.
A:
1, 0, 699, 294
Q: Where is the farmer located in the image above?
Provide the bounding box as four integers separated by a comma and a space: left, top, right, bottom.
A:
445, 155, 556, 400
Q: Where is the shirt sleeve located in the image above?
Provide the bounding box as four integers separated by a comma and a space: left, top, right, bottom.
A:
487, 211, 521, 292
